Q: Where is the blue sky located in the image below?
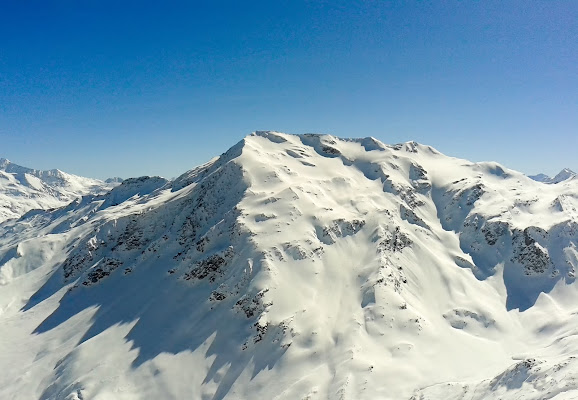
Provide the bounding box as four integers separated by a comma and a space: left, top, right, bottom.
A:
1, 1, 576, 179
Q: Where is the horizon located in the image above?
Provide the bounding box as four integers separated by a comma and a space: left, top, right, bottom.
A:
1, 1, 576, 179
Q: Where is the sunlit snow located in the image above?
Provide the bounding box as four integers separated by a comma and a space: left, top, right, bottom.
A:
0, 132, 577, 399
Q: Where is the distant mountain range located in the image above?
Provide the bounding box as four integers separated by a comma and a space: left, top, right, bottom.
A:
529, 168, 577, 184
0, 133, 577, 399
0, 158, 119, 222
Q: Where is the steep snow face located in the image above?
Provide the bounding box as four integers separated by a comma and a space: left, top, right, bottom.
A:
0, 133, 577, 400
0, 158, 116, 221
529, 168, 577, 184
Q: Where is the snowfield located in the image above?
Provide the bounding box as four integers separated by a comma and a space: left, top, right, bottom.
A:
0, 158, 117, 222
0, 132, 577, 400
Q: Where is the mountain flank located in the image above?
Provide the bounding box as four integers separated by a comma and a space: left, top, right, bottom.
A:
0, 132, 577, 400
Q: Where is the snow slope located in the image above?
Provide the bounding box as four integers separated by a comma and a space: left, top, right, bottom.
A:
0, 158, 117, 222
0, 132, 577, 400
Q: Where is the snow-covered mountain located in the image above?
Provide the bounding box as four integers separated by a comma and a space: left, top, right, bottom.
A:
529, 168, 577, 184
0, 158, 118, 222
1, 132, 577, 400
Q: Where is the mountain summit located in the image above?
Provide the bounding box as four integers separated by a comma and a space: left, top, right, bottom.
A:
529, 167, 577, 184
0, 132, 577, 399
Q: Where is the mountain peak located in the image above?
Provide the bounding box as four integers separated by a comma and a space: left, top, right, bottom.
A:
1, 133, 577, 399
552, 168, 576, 182
0, 157, 118, 222
529, 167, 576, 184
0, 157, 28, 173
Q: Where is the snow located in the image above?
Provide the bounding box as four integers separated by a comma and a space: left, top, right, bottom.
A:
0, 132, 577, 399
0, 158, 118, 222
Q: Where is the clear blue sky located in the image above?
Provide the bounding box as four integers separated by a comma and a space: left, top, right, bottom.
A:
1, 1, 576, 179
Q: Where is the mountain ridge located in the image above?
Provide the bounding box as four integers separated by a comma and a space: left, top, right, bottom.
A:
0, 157, 118, 222
0, 131, 577, 399
529, 167, 577, 184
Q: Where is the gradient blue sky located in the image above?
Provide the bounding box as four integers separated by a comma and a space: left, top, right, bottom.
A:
1, 1, 576, 179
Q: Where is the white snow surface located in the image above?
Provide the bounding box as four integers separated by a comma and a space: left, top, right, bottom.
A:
0, 158, 117, 222
1, 132, 578, 400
